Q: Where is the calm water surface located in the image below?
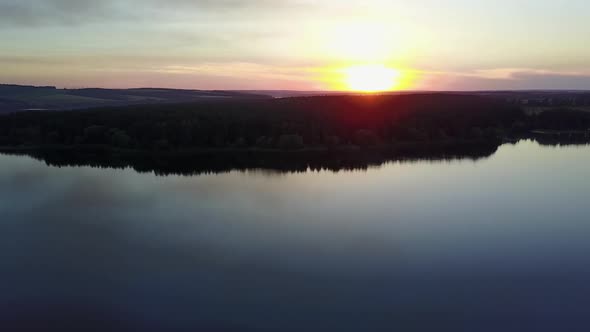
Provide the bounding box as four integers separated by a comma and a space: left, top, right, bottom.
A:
1, 140, 590, 331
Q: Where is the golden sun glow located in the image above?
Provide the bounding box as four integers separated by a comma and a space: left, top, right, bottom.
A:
327, 24, 394, 62
344, 65, 401, 92
311, 22, 416, 92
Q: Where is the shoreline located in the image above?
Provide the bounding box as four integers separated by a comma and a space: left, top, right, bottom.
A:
0, 139, 502, 158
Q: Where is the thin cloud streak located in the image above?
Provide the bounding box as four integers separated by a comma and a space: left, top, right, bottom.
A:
0, 0, 305, 27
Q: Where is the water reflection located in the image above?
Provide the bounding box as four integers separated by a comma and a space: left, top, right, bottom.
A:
2, 141, 502, 176
1, 140, 590, 331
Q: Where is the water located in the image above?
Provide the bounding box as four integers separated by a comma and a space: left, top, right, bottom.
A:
1, 140, 590, 331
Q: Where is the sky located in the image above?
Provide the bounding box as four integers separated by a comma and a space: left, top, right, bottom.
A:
0, 0, 589, 91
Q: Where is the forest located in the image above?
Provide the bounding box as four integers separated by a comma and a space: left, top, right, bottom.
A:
0, 94, 526, 150
2, 93, 590, 173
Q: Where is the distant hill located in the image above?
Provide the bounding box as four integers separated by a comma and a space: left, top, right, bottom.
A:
0, 84, 270, 113
2, 84, 589, 114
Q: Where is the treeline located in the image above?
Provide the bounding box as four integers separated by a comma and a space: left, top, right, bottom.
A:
0, 94, 524, 151
529, 109, 590, 130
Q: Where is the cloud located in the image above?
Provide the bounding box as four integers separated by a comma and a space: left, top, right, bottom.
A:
510, 71, 590, 90
149, 62, 317, 83
471, 68, 590, 81
0, 0, 301, 27
0, 0, 123, 26
419, 68, 590, 91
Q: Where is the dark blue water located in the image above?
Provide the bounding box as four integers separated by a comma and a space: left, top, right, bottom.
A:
2, 140, 590, 331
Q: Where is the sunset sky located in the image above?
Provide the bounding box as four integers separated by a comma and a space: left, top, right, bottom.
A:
1, 0, 589, 91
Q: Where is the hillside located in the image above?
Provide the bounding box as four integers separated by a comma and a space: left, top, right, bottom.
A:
0, 84, 269, 113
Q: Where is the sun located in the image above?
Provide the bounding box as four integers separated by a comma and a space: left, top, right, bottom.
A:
344, 65, 401, 93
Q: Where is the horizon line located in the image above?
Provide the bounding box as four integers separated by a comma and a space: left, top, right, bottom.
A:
2, 83, 589, 94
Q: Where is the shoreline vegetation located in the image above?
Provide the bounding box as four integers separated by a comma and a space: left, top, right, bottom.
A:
0, 137, 586, 176
1, 93, 589, 174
